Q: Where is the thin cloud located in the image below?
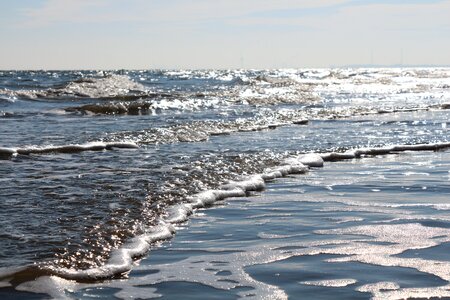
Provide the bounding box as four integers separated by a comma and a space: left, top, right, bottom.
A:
227, 0, 450, 32
19, 0, 450, 31
20, 0, 108, 27
19, 0, 354, 27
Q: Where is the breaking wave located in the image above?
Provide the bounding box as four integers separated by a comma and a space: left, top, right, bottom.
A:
105, 103, 448, 145
2, 141, 450, 284
0, 74, 148, 100
1, 102, 448, 160
0, 141, 138, 159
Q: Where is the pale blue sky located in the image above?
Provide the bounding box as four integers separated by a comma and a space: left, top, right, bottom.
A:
0, 0, 449, 69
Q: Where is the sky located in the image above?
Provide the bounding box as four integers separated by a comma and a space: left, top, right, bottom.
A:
0, 0, 449, 69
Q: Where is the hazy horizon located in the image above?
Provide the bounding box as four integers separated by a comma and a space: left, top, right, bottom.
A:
1, 0, 449, 70
2, 64, 450, 72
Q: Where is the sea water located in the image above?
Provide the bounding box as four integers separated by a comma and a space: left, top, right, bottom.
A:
0, 68, 450, 299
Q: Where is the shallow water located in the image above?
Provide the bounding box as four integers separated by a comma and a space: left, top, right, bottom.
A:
61, 150, 450, 300
0, 68, 450, 298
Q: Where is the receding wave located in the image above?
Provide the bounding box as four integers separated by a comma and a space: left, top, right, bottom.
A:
2, 141, 450, 284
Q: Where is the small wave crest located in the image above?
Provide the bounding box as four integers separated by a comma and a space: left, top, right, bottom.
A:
0, 74, 148, 100
0, 95, 17, 103
0, 141, 138, 159
66, 94, 225, 115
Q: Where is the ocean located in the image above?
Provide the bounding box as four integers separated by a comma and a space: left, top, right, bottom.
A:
0, 68, 449, 299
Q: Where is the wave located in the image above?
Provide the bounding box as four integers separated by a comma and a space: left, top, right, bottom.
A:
0, 75, 148, 101
0, 96, 16, 103
0, 141, 138, 159
105, 103, 449, 145
65, 94, 225, 115
4, 68, 447, 114
1, 141, 449, 284
2, 102, 448, 160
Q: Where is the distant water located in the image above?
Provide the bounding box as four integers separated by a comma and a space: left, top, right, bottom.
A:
1, 68, 450, 299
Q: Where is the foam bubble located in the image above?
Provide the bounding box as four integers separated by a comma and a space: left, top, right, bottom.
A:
224, 175, 265, 190
52, 224, 175, 280
298, 153, 324, 167
188, 188, 249, 209
329, 217, 364, 224
164, 204, 194, 224
257, 232, 306, 239
278, 160, 308, 174
356, 283, 450, 300
16, 276, 78, 300
356, 281, 400, 293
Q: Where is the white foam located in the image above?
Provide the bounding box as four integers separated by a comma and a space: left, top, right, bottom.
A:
16, 276, 78, 300
52, 224, 175, 280
315, 223, 450, 288
2, 141, 138, 156
113, 285, 160, 300
356, 281, 400, 293
361, 285, 450, 300
187, 188, 249, 209
261, 163, 302, 181
317, 223, 450, 246
312, 142, 450, 161
280, 159, 309, 173
86, 157, 300, 283
300, 279, 357, 287
329, 217, 364, 224
221, 175, 266, 192
267, 165, 304, 179
258, 232, 306, 239
261, 171, 284, 181
8, 75, 147, 100
164, 204, 194, 224
298, 153, 324, 167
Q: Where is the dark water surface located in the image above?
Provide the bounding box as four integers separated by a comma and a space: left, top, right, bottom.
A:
1, 68, 450, 299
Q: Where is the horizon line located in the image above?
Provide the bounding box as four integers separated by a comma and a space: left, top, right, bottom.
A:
1, 64, 450, 72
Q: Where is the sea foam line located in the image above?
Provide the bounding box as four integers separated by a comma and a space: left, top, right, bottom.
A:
0, 141, 138, 157
2, 103, 450, 159
3, 141, 450, 282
